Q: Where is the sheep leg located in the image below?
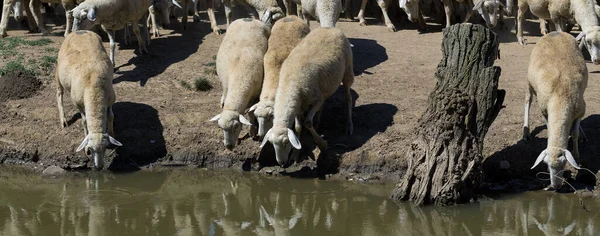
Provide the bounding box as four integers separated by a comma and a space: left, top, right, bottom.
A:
296, 3, 303, 18
463, 0, 474, 24
303, 11, 310, 27
0, 0, 15, 38
224, 4, 232, 27
539, 19, 548, 35
344, 82, 354, 135
552, 18, 564, 32
123, 24, 131, 45
304, 102, 328, 151
142, 13, 150, 45
516, 2, 527, 45
358, 0, 368, 26
579, 125, 588, 143
132, 22, 148, 54
571, 119, 581, 162
523, 86, 532, 140
102, 27, 116, 67
248, 109, 258, 138
443, 0, 452, 28
376, 0, 396, 32
344, 0, 352, 19
80, 112, 91, 155
182, 0, 189, 30
22, 0, 37, 32
206, 0, 221, 35
148, 6, 160, 38
56, 79, 67, 128
108, 107, 115, 137
63, 2, 75, 36
284, 0, 292, 15
29, 0, 49, 35
290, 117, 302, 163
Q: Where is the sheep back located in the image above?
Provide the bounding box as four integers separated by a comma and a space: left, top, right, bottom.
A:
216, 18, 270, 112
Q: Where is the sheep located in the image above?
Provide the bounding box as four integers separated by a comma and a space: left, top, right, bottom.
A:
399, 0, 427, 30
354, 0, 396, 31
71, 0, 152, 67
56, 30, 123, 170
516, 0, 600, 65
249, 16, 310, 140
290, 0, 342, 27
284, 0, 303, 17
210, 18, 270, 150
180, 0, 283, 34
24, 0, 85, 37
473, 0, 505, 28
147, 0, 182, 37
260, 27, 354, 167
0, 0, 38, 38
523, 31, 587, 190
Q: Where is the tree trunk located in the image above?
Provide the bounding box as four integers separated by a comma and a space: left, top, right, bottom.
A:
391, 24, 505, 205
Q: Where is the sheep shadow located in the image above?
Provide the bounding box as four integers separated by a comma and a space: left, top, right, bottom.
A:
483, 115, 600, 192
111, 19, 211, 86
349, 38, 388, 76
258, 87, 397, 177
109, 102, 166, 171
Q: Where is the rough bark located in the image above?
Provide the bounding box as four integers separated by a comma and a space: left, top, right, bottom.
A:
391, 24, 505, 205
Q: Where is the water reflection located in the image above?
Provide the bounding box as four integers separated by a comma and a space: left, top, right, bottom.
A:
0, 168, 597, 235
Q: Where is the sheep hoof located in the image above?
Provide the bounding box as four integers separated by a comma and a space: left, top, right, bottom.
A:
359, 21, 367, 26
518, 37, 526, 45
387, 25, 397, 32
0, 34, 6, 38
213, 28, 221, 35
61, 121, 68, 128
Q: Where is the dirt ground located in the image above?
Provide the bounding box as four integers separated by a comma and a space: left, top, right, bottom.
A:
1, 6, 600, 190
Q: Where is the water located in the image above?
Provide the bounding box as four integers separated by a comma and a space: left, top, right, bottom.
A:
0, 167, 598, 236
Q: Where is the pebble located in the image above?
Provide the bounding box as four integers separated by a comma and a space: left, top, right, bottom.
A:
42, 165, 66, 176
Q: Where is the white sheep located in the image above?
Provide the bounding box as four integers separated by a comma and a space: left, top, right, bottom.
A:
290, 0, 342, 27
354, 0, 396, 31
0, 0, 39, 37
260, 27, 354, 166
180, 0, 283, 34
517, 0, 600, 65
211, 18, 270, 150
399, 0, 427, 30
473, 0, 505, 28
523, 31, 587, 190
71, 0, 152, 67
249, 16, 310, 139
56, 30, 123, 170
147, 0, 182, 37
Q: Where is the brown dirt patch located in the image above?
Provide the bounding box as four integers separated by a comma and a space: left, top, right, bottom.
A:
0, 70, 42, 102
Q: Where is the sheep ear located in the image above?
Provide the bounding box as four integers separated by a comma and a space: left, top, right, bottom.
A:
76, 135, 90, 152
172, 0, 183, 8
108, 135, 123, 147
287, 128, 301, 150
531, 149, 547, 169
87, 7, 96, 21
209, 114, 221, 122
473, 0, 484, 10
260, 129, 272, 148
575, 32, 585, 41
239, 115, 253, 126
261, 10, 272, 24
249, 103, 258, 112
399, 0, 407, 7
563, 149, 580, 169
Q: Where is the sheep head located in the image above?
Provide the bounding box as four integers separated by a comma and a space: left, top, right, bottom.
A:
76, 133, 122, 170
153, 0, 182, 28
531, 147, 580, 190
262, 7, 285, 28
210, 110, 253, 150
473, 0, 503, 28
71, 5, 98, 32
260, 127, 301, 166
577, 27, 600, 65
399, 0, 420, 23
249, 102, 275, 139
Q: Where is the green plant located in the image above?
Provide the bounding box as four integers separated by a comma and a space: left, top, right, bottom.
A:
179, 80, 191, 90
0, 60, 34, 76
39, 55, 57, 71
194, 77, 212, 91
44, 47, 58, 53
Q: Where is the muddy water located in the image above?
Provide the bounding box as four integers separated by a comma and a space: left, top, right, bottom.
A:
0, 168, 598, 236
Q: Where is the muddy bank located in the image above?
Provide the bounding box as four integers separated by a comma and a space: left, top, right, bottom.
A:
1, 11, 600, 192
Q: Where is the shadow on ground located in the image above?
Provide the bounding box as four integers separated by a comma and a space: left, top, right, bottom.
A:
109, 102, 166, 171
483, 115, 600, 192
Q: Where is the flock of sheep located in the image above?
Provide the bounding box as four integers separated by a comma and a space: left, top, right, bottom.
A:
0, 0, 600, 190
